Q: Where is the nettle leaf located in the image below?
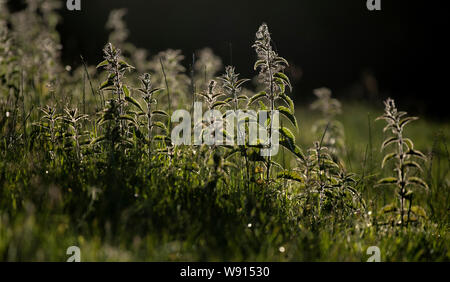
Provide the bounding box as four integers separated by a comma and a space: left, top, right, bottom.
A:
237, 95, 248, 101
96, 60, 109, 69
212, 101, 228, 109
277, 106, 298, 128
278, 93, 294, 113
125, 96, 143, 112
119, 60, 135, 70
280, 141, 305, 162
254, 59, 266, 70
378, 177, 398, 185
152, 121, 168, 134
235, 78, 250, 89
258, 100, 268, 111
91, 135, 107, 145
119, 115, 136, 124
402, 161, 423, 171
406, 149, 427, 160
279, 127, 296, 145
273, 72, 292, 91
248, 91, 267, 106
407, 177, 429, 190
277, 171, 303, 182
381, 136, 399, 150
403, 138, 414, 150
122, 85, 130, 97
399, 117, 418, 129
152, 110, 170, 117
154, 135, 172, 144
100, 77, 114, 90
381, 152, 397, 168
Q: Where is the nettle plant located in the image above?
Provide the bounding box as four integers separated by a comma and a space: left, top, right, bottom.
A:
310, 87, 345, 161
250, 23, 302, 180
95, 43, 140, 156
376, 98, 428, 226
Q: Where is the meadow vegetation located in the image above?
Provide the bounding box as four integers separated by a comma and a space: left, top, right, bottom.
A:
0, 1, 448, 261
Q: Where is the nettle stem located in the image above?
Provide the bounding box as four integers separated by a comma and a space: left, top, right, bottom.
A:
266, 39, 274, 181
397, 123, 406, 226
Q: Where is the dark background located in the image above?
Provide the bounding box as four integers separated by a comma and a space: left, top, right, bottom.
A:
9, 0, 450, 119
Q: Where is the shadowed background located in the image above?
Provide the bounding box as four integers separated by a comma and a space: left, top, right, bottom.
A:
8, 0, 449, 118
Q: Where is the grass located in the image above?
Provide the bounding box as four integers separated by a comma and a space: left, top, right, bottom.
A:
0, 2, 448, 262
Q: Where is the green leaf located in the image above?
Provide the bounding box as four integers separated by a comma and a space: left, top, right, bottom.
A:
277, 171, 303, 182
280, 142, 305, 162
99, 78, 114, 90
91, 135, 106, 144
125, 96, 143, 112
273, 72, 292, 91
402, 161, 423, 171
152, 110, 170, 117
378, 177, 398, 185
381, 152, 397, 168
119, 115, 136, 124
278, 93, 294, 113
277, 106, 298, 128
235, 78, 250, 89
407, 177, 429, 190
279, 127, 296, 145
212, 101, 228, 109
381, 136, 399, 150
399, 117, 418, 129
254, 59, 266, 70
119, 60, 135, 70
96, 60, 108, 69
248, 91, 267, 106
122, 85, 130, 97
406, 149, 427, 160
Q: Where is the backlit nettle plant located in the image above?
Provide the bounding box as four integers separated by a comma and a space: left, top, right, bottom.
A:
250, 23, 302, 180
310, 87, 345, 162
95, 43, 138, 155
62, 107, 89, 161
376, 98, 428, 226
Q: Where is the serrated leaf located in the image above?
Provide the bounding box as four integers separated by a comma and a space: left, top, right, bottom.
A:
248, 91, 267, 106
407, 177, 429, 190
212, 101, 228, 109
273, 72, 292, 91
277, 106, 298, 128
254, 59, 266, 70
399, 117, 418, 129
152, 110, 169, 117
402, 161, 422, 171
378, 177, 398, 185
381, 136, 399, 150
122, 85, 130, 97
406, 149, 427, 160
125, 96, 143, 112
277, 171, 303, 182
96, 60, 108, 69
278, 93, 294, 113
381, 152, 397, 168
